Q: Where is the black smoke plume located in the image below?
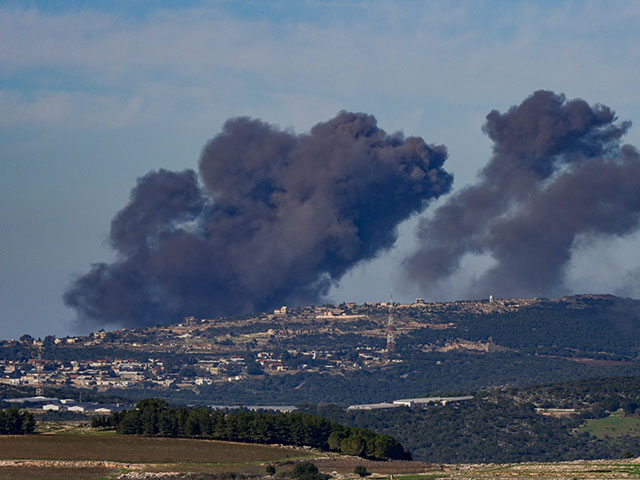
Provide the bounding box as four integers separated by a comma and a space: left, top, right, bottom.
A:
65, 111, 453, 328
405, 90, 640, 299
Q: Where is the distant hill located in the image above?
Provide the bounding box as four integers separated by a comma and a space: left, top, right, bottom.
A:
435, 294, 640, 360
304, 374, 640, 463
4, 294, 640, 405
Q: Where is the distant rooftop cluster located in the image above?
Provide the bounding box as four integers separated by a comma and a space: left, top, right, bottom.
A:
3, 396, 128, 414
347, 395, 474, 411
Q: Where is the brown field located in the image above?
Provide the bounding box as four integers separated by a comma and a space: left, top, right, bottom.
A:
0, 464, 113, 480
3, 434, 640, 479
0, 433, 435, 479
314, 457, 433, 474
0, 434, 307, 464
0, 434, 316, 479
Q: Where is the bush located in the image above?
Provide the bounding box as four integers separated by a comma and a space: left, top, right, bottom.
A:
354, 465, 369, 477
291, 462, 329, 480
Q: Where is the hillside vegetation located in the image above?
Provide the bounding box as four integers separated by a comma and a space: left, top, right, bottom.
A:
304, 375, 640, 463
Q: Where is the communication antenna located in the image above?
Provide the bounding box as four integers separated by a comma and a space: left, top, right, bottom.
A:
386, 292, 395, 353
35, 345, 44, 397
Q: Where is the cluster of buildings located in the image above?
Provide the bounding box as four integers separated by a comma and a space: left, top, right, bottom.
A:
0, 298, 527, 399
3, 396, 129, 414
0, 345, 394, 393
0, 358, 168, 390
347, 396, 474, 411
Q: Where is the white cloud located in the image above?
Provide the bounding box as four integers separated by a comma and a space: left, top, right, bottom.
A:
0, 89, 146, 128
1, 2, 640, 134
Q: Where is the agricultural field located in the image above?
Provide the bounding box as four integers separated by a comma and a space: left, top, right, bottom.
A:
2, 428, 640, 479
0, 433, 315, 479
0, 434, 308, 464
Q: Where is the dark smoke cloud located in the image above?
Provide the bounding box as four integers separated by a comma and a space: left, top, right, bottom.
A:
65, 111, 453, 328
405, 90, 640, 299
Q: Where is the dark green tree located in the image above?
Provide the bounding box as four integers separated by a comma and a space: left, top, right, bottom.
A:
341, 431, 367, 457
20, 410, 36, 434
291, 462, 328, 480
354, 465, 369, 477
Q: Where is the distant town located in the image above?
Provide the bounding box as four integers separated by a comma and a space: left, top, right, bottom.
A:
0, 298, 532, 398
3, 293, 640, 466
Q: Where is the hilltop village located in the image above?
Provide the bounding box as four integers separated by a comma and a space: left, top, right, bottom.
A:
0, 298, 536, 395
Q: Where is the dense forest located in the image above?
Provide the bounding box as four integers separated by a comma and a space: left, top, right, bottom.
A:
305, 400, 609, 463
398, 296, 640, 359
92, 398, 410, 460
504, 376, 640, 410
303, 375, 640, 463
454, 298, 640, 360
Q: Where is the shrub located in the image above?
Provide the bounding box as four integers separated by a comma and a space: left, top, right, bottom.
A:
354, 465, 369, 477
291, 462, 329, 480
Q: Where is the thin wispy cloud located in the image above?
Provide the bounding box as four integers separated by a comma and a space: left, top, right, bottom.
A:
2, 2, 638, 129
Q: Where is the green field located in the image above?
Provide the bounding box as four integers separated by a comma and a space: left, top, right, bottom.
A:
581, 414, 640, 439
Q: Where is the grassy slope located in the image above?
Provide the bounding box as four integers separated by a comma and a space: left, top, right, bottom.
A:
582, 414, 640, 439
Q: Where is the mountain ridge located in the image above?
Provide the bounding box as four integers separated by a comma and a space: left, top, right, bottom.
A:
3, 293, 640, 405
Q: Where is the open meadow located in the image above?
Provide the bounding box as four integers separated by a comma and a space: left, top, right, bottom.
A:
581, 414, 640, 440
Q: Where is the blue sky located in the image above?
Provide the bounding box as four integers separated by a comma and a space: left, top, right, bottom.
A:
2, 0, 640, 339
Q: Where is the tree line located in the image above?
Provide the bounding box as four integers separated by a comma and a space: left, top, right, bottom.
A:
92, 398, 410, 460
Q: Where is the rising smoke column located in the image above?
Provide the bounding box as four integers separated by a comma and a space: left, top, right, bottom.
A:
405, 90, 640, 299
65, 111, 453, 328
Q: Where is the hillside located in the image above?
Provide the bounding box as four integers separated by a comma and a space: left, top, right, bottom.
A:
3, 432, 640, 479
3, 294, 640, 405
10, 431, 640, 479
304, 375, 640, 463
